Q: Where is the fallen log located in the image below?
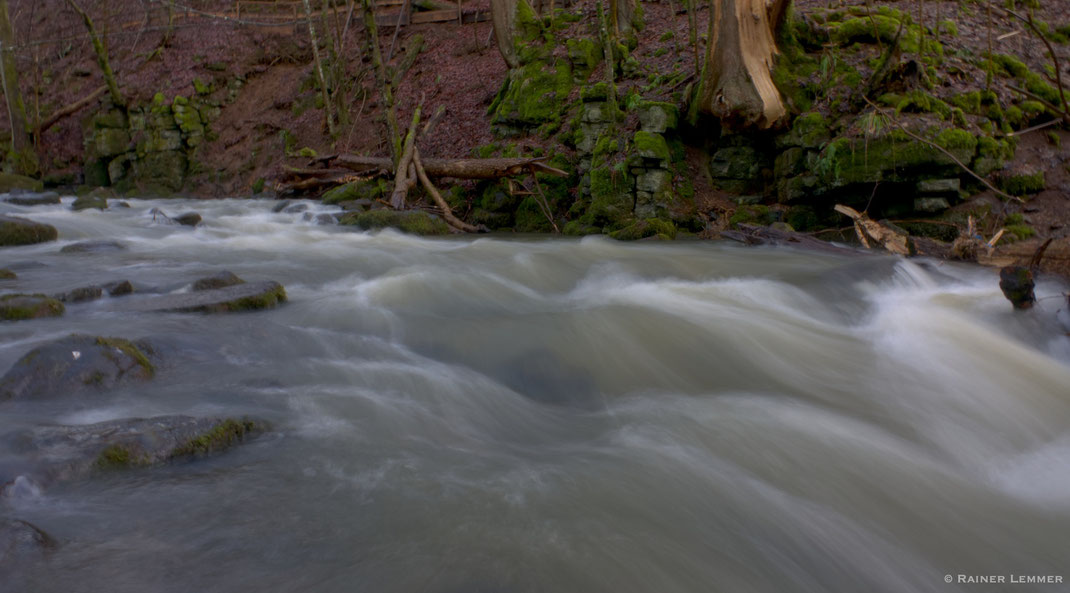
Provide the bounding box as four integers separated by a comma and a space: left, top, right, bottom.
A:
834, 204, 911, 255
325, 155, 569, 180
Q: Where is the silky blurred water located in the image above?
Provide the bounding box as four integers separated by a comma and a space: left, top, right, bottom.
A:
2, 196, 1069, 592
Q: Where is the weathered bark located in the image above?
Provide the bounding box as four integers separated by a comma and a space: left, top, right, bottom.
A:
490, 0, 520, 69
64, 0, 123, 107
608, 0, 635, 38
302, 0, 337, 135
0, 0, 36, 174
390, 106, 420, 209
696, 0, 788, 131
328, 155, 568, 179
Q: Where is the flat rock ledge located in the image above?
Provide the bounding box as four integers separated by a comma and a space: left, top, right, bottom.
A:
0, 334, 155, 402
118, 280, 287, 314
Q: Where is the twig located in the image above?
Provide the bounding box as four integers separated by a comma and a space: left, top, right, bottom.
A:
528, 166, 560, 233
862, 96, 1024, 203
997, 117, 1062, 137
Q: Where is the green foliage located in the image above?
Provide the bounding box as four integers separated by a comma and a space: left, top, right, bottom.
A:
1003, 224, 1036, 242
1001, 171, 1046, 196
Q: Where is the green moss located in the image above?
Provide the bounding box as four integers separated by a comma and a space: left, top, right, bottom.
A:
581, 82, 612, 103
94, 337, 155, 378
633, 131, 671, 162
895, 90, 952, 119
171, 419, 259, 458
251, 178, 266, 194
609, 218, 676, 240
1001, 171, 1046, 196
296, 147, 318, 158
0, 173, 44, 193
1003, 224, 1036, 242
935, 128, 977, 152
226, 284, 288, 311
514, 196, 554, 232
0, 294, 65, 321
490, 60, 573, 128
729, 205, 775, 228
0, 218, 57, 246
338, 209, 450, 235
565, 38, 603, 77
192, 78, 211, 95
96, 445, 133, 469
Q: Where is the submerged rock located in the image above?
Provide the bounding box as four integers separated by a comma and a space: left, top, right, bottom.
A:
0, 216, 58, 247
59, 240, 128, 253
1, 416, 267, 492
999, 266, 1035, 310
54, 285, 103, 303
104, 280, 134, 296
0, 294, 64, 321
0, 334, 156, 402
0, 519, 56, 566
191, 270, 245, 291
119, 280, 286, 314
173, 212, 202, 227
302, 212, 336, 225
0, 269, 14, 280
4, 193, 60, 206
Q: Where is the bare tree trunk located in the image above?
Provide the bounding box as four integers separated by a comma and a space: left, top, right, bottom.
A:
0, 0, 36, 174
696, 0, 788, 131
608, 0, 635, 38
64, 0, 123, 107
360, 0, 401, 162
302, 0, 337, 136
490, 0, 520, 68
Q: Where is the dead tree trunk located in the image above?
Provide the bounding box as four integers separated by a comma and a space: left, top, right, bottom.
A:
696, 0, 788, 131
64, 0, 123, 107
0, 0, 37, 175
327, 154, 568, 179
490, 0, 520, 69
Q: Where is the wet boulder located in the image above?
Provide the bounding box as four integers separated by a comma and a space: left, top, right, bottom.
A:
54, 285, 103, 303
0, 216, 58, 247
0, 294, 64, 321
119, 280, 286, 314
191, 270, 245, 291
999, 266, 1035, 310
302, 212, 337, 225
104, 280, 134, 296
338, 210, 449, 235
0, 519, 56, 567
70, 194, 107, 211
1, 416, 267, 491
173, 212, 202, 227
0, 269, 14, 280
0, 334, 156, 402
59, 240, 128, 253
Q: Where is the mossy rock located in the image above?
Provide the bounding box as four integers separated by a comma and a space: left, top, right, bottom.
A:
0, 294, 64, 321
338, 210, 450, 235
513, 196, 554, 232
633, 131, 671, 164
0, 334, 155, 401
0, 173, 44, 193
0, 215, 58, 246
321, 180, 386, 205
120, 281, 288, 314
490, 60, 573, 128
0, 269, 15, 280
609, 218, 676, 241
813, 128, 976, 187
729, 205, 776, 228
636, 101, 679, 134
71, 194, 108, 211
191, 271, 245, 291
90, 128, 132, 158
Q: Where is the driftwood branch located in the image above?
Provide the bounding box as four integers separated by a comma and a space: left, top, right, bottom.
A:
412, 147, 483, 233
862, 97, 1024, 202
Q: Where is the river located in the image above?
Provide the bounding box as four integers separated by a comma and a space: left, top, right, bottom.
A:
2, 196, 1069, 592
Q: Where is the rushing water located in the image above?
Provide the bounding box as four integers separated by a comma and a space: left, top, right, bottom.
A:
2, 196, 1069, 592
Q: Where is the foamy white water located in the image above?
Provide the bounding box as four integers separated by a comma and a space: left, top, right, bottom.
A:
2, 196, 1069, 592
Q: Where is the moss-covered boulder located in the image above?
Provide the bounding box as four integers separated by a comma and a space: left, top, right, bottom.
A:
71, 194, 107, 211
0, 216, 58, 246
0, 269, 15, 280
120, 280, 287, 314
0, 294, 64, 321
0, 173, 44, 194
637, 101, 679, 134
321, 179, 386, 205
609, 218, 677, 241
339, 209, 450, 235
813, 128, 977, 188
3, 416, 267, 492
0, 334, 155, 401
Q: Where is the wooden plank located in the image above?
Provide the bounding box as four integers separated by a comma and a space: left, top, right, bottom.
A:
409, 8, 464, 23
